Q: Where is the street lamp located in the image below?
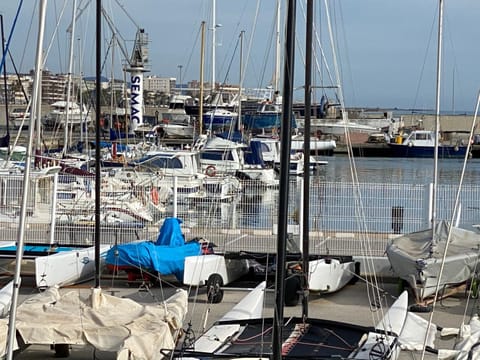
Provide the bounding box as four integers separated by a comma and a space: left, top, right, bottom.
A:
177, 65, 183, 94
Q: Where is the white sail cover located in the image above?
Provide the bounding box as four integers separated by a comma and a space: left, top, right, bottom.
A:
12, 287, 187, 359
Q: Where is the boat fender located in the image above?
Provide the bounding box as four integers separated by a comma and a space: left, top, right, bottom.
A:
205, 165, 216, 177
454, 146, 459, 152
150, 187, 159, 205
408, 141, 413, 147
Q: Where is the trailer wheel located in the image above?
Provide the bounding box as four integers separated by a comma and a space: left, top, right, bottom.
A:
54, 344, 70, 358
206, 274, 224, 304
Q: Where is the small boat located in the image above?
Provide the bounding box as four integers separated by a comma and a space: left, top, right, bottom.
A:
243, 102, 284, 131
202, 108, 238, 130
386, 220, 480, 303
9, 107, 31, 130
104, 217, 203, 283
154, 112, 195, 139
41, 100, 92, 129
35, 244, 111, 289
387, 129, 468, 158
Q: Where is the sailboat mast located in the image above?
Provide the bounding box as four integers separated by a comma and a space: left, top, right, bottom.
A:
199, 21, 206, 135
302, 0, 313, 317
432, 0, 444, 230
272, 0, 296, 358
63, 0, 78, 156
94, 0, 102, 288
211, 0, 216, 90
274, 0, 281, 100
237, 30, 244, 132
1, 15, 10, 146
6, 1, 48, 358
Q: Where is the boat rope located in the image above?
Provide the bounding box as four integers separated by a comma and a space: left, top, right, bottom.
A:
318, 0, 389, 331
0, 0, 23, 75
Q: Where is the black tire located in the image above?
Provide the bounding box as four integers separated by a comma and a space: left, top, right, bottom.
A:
206, 274, 224, 304
54, 344, 70, 358
408, 304, 432, 313
285, 275, 301, 307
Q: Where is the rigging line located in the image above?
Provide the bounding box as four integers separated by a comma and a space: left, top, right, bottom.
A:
41, 1, 69, 70
333, 0, 354, 105
422, 89, 480, 360
411, 7, 437, 113
113, 0, 140, 29
324, 0, 385, 327
0, 0, 23, 74
181, 23, 203, 84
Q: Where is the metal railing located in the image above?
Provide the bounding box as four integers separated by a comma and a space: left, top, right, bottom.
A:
1, 175, 479, 257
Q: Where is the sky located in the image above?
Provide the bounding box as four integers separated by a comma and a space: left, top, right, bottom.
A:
2, 0, 480, 113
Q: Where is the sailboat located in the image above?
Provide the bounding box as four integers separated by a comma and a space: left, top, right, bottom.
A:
166, 1, 435, 358
385, 0, 480, 306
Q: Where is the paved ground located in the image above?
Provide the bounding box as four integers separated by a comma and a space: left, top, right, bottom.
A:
10, 274, 480, 359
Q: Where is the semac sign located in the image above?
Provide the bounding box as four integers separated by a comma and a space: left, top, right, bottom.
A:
130, 72, 143, 129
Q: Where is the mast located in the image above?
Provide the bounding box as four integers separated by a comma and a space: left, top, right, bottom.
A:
63, 0, 78, 156
237, 30, 244, 132
1, 15, 10, 150
211, 0, 216, 90
302, 0, 313, 317
94, 0, 102, 289
6, 1, 48, 358
273, 0, 282, 102
272, 0, 295, 359
199, 21, 206, 135
432, 0, 444, 232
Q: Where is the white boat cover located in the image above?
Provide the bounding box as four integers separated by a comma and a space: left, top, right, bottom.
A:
386, 221, 480, 299
12, 287, 188, 359
438, 314, 480, 360
375, 291, 437, 351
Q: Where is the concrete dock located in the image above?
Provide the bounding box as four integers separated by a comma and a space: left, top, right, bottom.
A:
11, 274, 480, 359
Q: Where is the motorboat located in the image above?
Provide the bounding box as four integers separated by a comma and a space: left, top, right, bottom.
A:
387, 129, 468, 158
41, 100, 92, 129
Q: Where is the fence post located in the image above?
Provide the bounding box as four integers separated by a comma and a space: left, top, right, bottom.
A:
392, 206, 404, 234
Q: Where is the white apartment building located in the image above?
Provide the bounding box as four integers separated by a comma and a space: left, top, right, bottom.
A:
144, 75, 174, 93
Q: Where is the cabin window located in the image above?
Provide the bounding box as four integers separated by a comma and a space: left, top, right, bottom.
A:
201, 151, 234, 161
140, 156, 183, 169
415, 133, 428, 140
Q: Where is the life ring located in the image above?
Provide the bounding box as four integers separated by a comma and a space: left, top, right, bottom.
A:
205, 165, 216, 177
150, 187, 159, 205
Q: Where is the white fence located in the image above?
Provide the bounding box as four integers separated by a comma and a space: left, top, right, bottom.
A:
1, 174, 479, 257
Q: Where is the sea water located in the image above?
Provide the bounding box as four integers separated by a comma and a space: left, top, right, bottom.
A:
316, 155, 480, 185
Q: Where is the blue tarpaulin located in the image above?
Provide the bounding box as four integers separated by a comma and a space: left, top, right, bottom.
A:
105, 217, 201, 281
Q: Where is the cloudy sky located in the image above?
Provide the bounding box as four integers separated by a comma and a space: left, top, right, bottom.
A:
2, 0, 479, 112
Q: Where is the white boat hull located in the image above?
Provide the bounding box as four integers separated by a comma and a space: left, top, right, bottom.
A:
160, 123, 194, 138
308, 258, 356, 293
0, 280, 13, 318
35, 244, 110, 288
183, 254, 249, 286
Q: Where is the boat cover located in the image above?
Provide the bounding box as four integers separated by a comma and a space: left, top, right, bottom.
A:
0, 286, 187, 359
105, 217, 201, 281
386, 220, 480, 299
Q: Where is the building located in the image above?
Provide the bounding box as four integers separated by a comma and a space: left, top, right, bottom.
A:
143, 75, 173, 94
